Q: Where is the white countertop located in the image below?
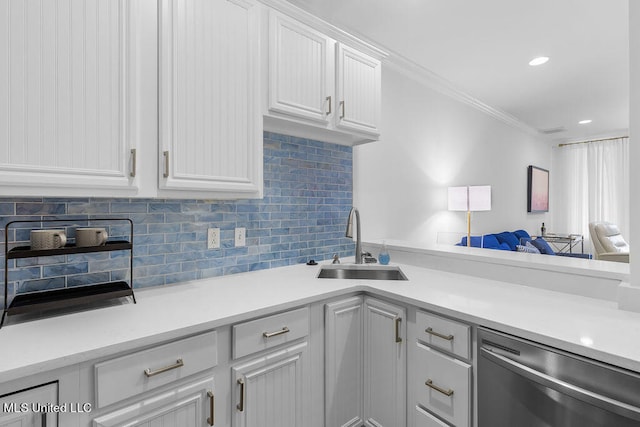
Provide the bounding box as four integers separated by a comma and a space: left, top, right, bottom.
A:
1, 256, 640, 384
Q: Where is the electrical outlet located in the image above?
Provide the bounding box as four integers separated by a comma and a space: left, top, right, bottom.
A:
235, 227, 246, 247
207, 228, 220, 249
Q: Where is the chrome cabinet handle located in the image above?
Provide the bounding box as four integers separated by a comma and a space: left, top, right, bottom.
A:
426, 379, 454, 397
340, 100, 345, 119
130, 149, 137, 177
144, 358, 184, 377
237, 379, 245, 412
480, 348, 640, 421
163, 151, 170, 178
426, 327, 454, 341
263, 326, 290, 338
207, 391, 214, 426
395, 317, 402, 343
326, 96, 332, 115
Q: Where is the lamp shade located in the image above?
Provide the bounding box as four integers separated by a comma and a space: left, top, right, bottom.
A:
448, 186, 469, 211
469, 185, 491, 211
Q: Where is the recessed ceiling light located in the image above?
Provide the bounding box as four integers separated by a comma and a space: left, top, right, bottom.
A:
578, 119, 592, 124
529, 56, 550, 66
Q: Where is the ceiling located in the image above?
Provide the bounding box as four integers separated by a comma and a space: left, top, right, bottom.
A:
286, 0, 629, 143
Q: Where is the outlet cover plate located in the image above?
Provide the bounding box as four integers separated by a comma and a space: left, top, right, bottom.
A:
207, 228, 220, 249
235, 227, 246, 247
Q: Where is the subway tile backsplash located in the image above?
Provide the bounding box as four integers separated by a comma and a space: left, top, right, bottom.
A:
1, 133, 354, 309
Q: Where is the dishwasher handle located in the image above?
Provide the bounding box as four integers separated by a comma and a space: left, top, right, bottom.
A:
480, 347, 640, 422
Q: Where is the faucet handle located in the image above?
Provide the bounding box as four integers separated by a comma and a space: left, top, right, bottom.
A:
332, 254, 341, 264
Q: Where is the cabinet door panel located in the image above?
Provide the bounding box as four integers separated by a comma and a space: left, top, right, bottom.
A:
0, 0, 138, 195
363, 297, 406, 427
232, 342, 308, 427
93, 376, 214, 427
325, 297, 364, 427
336, 44, 381, 136
159, 0, 261, 196
0, 382, 58, 427
268, 12, 334, 123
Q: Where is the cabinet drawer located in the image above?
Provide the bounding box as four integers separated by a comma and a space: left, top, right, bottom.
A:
95, 331, 217, 408
415, 405, 449, 427
414, 342, 471, 427
233, 307, 309, 359
416, 310, 470, 359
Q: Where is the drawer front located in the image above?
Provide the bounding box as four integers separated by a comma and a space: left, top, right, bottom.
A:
95, 331, 217, 408
416, 310, 470, 359
414, 342, 471, 427
233, 306, 309, 359
415, 405, 449, 427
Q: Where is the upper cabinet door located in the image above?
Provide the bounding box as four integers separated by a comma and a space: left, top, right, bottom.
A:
0, 0, 141, 197
335, 43, 381, 136
159, 0, 262, 198
268, 12, 335, 124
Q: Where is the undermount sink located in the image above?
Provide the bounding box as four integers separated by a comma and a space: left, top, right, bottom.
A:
317, 265, 408, 281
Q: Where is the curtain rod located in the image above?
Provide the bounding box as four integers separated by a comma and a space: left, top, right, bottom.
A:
558, 135, 629, 148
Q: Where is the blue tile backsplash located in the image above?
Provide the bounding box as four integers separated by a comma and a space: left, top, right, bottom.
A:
1, 132, 354, 309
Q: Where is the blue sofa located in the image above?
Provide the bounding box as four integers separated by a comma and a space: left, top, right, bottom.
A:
456, 230, 591, 259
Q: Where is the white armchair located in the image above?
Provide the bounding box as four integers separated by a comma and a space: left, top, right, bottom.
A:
589, 221, 630, 263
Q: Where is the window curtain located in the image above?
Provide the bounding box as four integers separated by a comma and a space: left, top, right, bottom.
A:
551, 137, 630, 251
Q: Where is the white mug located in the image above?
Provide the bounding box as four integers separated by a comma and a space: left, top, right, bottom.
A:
30, 229, 67, 250
75, 228, 109, 247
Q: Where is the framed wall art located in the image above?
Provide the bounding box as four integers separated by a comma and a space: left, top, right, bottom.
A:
527, 165, 549, 213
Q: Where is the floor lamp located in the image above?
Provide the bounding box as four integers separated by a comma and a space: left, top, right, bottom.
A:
448, 186, 492, 247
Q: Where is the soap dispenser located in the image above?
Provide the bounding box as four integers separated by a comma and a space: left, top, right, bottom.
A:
541, 222, 546, 236
378, 241, 390, 265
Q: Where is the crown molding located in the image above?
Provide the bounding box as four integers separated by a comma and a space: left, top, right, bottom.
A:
383, 52, 543, 138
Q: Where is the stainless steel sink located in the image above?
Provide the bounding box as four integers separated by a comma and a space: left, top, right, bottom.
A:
317, 265, 408, 280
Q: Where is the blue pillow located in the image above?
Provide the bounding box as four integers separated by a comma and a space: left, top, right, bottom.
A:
481, 234, 500, 249
496, 242, 511, 251
513, 229, 531, 240
494, 231, 519, 251
530, 237, 556, 255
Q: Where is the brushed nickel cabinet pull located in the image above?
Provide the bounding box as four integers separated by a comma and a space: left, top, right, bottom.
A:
130, 149, 137, 177
426, 327, 454, 341
340, 100, 345, 119
144, 358, 184, 377
326, 96, 332, 115
237, 379, 245, 412
163, 151, 170, 178
207, 391, 214, 426
426, 379, 454, 397
395, 317, 402, 343
263, 326, 290, 338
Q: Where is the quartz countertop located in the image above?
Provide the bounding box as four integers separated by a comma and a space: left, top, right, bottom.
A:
1, 256, 640, 384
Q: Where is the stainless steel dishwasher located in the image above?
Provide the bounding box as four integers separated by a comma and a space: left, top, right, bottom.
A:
478, 327, 640, 427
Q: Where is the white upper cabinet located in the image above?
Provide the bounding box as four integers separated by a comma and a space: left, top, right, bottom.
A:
335, 43, 381, 136
268, 12, 335, 124
0, 0, 144, 197
264, 9, 384, 146
158, 0, 262, 198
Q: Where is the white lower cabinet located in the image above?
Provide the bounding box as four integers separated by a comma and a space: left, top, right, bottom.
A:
0, 382, 58, 427
92, 376, 215, 427
363, 297, 406, 427
411, 310, 473, 427
325, 296, 364, 427
231, 341, 309, 427
325, 296, 406, 427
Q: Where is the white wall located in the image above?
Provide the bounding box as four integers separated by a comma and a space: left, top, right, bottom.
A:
354, 65, 552, 244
